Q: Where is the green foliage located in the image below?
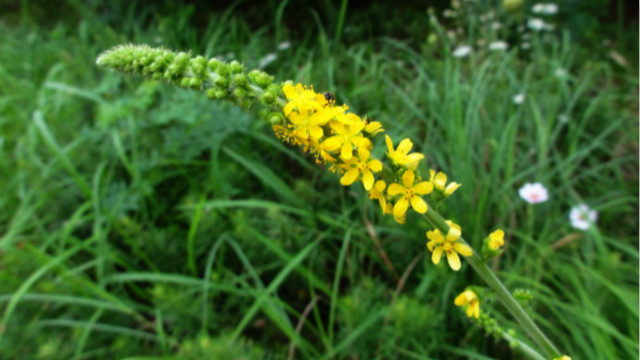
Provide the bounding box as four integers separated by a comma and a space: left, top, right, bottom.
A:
0, 1, 637, 359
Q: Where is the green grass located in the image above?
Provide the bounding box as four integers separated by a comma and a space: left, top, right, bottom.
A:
0, 1, 638, 359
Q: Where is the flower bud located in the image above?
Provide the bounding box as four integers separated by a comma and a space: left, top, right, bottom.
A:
260, 91, 276, 105
229, 60, 244, 73
214, 76, 229, 88
233, 73, 248, 87
232, 87, 247, 99
207, 58, 221, 71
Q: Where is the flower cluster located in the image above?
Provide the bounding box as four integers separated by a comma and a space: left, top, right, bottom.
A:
278, 83, 460, 224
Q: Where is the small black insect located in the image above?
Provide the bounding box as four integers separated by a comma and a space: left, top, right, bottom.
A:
323, 91, 336, 103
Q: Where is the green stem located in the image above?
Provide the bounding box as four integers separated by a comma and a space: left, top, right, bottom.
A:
423, 206, 560, 359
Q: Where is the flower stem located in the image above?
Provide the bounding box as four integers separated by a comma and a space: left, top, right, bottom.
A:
423, 206, 560, 359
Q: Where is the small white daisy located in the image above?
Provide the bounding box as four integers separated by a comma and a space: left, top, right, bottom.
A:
518, 183, 549, 204
489, 41, 508, 51
569, 204, 598, 230
453, 45, 472, 58
513, 93, 525, 104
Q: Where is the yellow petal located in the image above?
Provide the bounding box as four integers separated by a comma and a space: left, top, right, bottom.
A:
282, 83, 297, 100
341, 141, 353, 160
362, 170, 374, 190
374, 180, 386, 192
413, 181, 433, 195
309, 125, 324, 140
405, 153, 424, 169
410, 195, 428, 214
401, 170, 415, 188
365, 121, 384, 134
454, 292, 468, 306
426, 229, 444, 243
426, 240, 437, 252
397, 138, 413, 154
357, 147, 370, 161
368, 159, 383, 172
385, 135, 395, 155
434, 172, 447, 190
446, 251, 461, 271
429, 169, 436, 182
454, 242, 473, 257
471, 303, 480, 318
340, 168, 360, 186
432, 247, 443, 264
446, 226, 461, 241
323, 136, 342, 151
444, 182, 461, 196
387, 183, 405, 196
284, 102, 296, 116
393, 197, 409, 221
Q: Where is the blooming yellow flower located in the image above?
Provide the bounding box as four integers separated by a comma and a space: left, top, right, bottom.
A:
430, 170, 462, 196
339, 148, 383, 190
387, 170, 433, 222
322, 116, 372, 160
454, 290, 480, 318
385, 135, 424, 169
287, 110, 330, 141
488, 229, 504, 250
282, 83, 326, 116
426, 222, 472, 271
368, 180, 392, 214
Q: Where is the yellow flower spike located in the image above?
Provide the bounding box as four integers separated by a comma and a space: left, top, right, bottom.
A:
339, 148, 383, 190
454, 290, 480, 318
387, 170, 433, 221
323, 119, 371, 160
488, 229, 505, 250
282, 83, 326, 116
385, 135, 425, 169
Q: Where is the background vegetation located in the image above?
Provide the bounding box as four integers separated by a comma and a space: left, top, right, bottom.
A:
0, 0, 637, 359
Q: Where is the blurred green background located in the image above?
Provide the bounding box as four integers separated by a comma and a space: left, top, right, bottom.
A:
0, 0, 638, 359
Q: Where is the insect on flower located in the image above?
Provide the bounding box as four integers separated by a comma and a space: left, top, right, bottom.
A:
323, 91, 336, 103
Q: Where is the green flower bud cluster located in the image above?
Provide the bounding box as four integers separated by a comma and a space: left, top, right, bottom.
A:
96, 44, 283, 110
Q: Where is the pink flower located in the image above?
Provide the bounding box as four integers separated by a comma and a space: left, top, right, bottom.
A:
518, 183, 549, 204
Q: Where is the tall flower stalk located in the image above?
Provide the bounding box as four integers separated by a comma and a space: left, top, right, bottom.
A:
97, 44, 567, 360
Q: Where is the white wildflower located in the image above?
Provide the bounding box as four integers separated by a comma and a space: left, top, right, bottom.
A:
513, 93, 525, 104
453, 45, 472, 58
489, 41, 508, 50
532, 3, 558, 15
518, 183, 549, 204
569, 204, 598, 230
527, 17, 547, 31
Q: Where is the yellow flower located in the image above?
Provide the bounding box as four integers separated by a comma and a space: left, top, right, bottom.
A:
322, 116, 372, 160
287, 110, 330, 141
552, 356, 572, 360
339, 148, 383, 190
454, 290, 480, 318
426, 222, 472, 271
368, 180, 391, 214
385, 135, 424, 169
488, 229, 504, 250
430, 170, 462, 196
387, 170, 433, 222
282, 83, 326, 116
